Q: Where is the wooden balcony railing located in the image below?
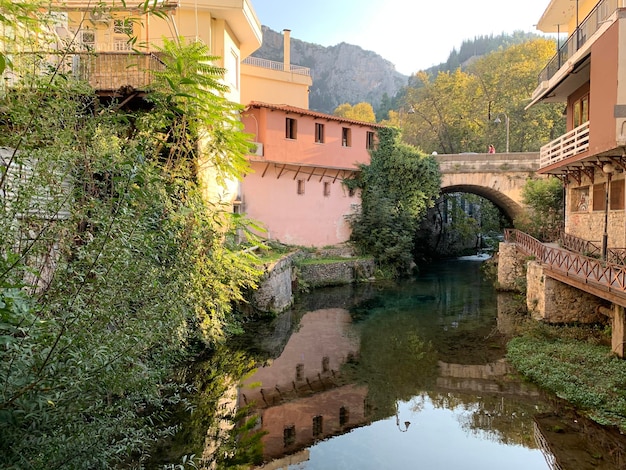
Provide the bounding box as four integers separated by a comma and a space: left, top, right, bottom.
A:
560, 231, 601, 257
7, 51, 165, 92
560, 232, 626, 266
505, 228, 626, 293
539, 121, 589, 169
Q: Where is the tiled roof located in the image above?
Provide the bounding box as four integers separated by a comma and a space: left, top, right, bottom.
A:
245, 101, 386, 128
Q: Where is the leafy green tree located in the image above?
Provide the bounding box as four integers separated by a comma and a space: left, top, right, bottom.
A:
333, 102, 376, 122
397, 38, 565, 154
346, 128, 441, 275
0, 25, 261, 470
401, 70, 485, 154
514, 177, 564, 242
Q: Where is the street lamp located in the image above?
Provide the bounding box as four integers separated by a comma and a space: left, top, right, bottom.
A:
395, 401, 411, 432
602, 162, 615, 260
494, 113, 510, 153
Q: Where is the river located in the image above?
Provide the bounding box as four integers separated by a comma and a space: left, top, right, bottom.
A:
158, 256, 626, 469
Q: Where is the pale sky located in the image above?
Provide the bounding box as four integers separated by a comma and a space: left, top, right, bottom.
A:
251, 0, 553, 76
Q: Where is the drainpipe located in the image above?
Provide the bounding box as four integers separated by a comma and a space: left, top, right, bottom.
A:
283, 29, 291, 72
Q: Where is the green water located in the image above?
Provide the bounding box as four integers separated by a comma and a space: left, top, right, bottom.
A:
162, 257, 626, 469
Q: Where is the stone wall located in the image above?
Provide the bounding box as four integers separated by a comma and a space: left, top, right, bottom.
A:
251, 253, 300, 314
251, 252, 376, 313
496, 242, 528, 291
298, 259, 376, 289
526, 261, 605, 323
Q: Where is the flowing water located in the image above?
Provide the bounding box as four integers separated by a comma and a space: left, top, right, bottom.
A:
231, 256, 626, 470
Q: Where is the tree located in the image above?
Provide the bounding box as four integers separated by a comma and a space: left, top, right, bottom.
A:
396, 38, 565, 154
0, 11, 262, 470
333, 102, 377, 122
514, 177, 564, 242
346, 128, 441, 275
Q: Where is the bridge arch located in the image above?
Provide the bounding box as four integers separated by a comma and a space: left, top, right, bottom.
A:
435, 152, 540, 223
440, 184, 522, 223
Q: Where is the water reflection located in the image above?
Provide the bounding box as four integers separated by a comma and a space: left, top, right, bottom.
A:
233, 259, 626, 469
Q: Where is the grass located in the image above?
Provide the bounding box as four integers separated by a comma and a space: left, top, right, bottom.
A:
507, 322, 626, 431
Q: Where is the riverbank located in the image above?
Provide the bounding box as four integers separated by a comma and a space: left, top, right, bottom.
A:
505, 320, 626, 433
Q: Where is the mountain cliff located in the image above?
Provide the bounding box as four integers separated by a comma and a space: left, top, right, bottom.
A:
252, 26, 409, 114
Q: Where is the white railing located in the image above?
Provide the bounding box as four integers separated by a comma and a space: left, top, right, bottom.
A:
242, 56, 311, 77
539, 121, 589, 168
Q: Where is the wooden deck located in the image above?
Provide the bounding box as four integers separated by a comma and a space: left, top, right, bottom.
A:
504, 229, 626, 307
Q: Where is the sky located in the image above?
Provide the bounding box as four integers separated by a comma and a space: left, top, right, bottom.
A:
251, 0, 553, 76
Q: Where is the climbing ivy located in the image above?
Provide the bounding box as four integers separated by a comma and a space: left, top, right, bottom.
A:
346, 128, 441, 275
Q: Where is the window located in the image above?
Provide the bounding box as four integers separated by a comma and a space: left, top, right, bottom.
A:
342, 127, 351, 147
113, 19, 133, 35
348, 187, 356, 198
593, 183, 606, 211
322, 356, 329, 372
225, 49, 239, 90
315, 123, 325, 143
594, 179, 625, 210
296, 363, 304, 381
323, 182, 331, 197
283, 425, 296, 447
366, 131, 375, 149
286, 118, 297, 139
297, 179, 305, 195
312, 416, 323, 437
339, 406, 349, 426
611, 179, 624, 210
573, 94, 589, 128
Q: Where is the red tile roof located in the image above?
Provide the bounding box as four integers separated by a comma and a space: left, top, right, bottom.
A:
245, 101, 386, 128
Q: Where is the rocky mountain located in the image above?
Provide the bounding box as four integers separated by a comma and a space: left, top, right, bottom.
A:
252, 26, 409, 114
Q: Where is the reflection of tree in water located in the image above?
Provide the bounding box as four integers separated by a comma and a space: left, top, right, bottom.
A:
341, 308, 439, 421
148, 345, 265, 468
343, 260, 546, 450
428, 392, 541, 449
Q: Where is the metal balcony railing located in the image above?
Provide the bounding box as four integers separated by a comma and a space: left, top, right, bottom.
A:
242, 56, 311, 77
538, 0, 626, 85
505, 228, 626, 294
539, 121, 589, 168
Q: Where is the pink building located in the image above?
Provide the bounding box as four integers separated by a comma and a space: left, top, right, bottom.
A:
240, 102, 384, 246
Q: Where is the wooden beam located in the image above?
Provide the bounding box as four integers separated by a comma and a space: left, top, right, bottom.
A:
277, 164, 287, 179
261, 162, 270, 178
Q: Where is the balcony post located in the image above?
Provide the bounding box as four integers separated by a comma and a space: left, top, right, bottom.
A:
602, 163, 615, 260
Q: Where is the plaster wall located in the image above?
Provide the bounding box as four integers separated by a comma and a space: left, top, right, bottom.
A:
244, 107, 374, 168
242, 162, 358, 246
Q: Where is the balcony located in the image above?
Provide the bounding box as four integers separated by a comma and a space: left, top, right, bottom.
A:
539, 121, 589, 169
7, 51, 165, 93
242, 56, 311, 77
537, 0, 626, 85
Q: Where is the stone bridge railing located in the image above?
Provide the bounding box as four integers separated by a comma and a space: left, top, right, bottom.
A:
435, 152, 539, 173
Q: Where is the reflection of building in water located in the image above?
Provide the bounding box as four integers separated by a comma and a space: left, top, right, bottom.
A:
437, 359, 542, 397
534, 412, 626, 470
255, 384, 369, 461
239, 308, 366, 463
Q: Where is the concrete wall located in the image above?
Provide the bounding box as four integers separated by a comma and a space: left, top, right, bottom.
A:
242, 161, 359, 246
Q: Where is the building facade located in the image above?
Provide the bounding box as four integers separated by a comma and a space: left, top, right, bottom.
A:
530, 0, 626, 255
240, 102, 383, 246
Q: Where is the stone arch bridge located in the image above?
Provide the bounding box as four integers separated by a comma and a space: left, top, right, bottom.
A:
435, 152, 540, 221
